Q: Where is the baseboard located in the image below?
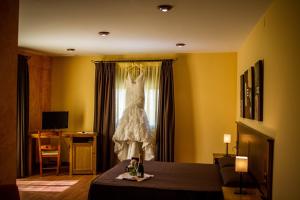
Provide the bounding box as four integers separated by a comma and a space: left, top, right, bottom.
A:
0, 184, 20, 200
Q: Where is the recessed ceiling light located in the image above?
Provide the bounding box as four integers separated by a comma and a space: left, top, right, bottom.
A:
158, 5, 173, 13
66, 48, 75, 51
98, 31, 110, 36
176, 43, 186, 47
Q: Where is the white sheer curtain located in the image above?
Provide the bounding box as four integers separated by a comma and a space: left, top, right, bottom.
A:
115, 62, 161, 136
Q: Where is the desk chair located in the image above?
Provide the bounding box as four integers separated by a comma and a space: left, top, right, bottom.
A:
37, 131, 61, 176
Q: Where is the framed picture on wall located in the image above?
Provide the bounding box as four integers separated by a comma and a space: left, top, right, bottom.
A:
244, 67, 254, 119
254, 60, 264, 121
240, 74, 245, 117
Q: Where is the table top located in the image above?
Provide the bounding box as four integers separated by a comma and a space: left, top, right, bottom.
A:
213, 153, 235, 157
29, 131, 97, 138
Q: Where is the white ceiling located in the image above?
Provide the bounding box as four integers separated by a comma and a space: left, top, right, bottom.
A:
19, 0, 272, 55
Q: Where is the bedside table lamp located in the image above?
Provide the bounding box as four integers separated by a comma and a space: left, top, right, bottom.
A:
235, 156, 248, 194
223, 134, 231, 156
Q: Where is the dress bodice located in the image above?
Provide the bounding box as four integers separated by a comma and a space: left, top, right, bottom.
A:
125, 73, 145, 109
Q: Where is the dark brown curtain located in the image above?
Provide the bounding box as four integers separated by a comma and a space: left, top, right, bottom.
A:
93, 62, 116, 172
156, 60, 175, 162
16, 55, 29, 178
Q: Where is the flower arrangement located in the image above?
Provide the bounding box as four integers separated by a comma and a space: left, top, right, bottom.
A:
126, 158, 138, 176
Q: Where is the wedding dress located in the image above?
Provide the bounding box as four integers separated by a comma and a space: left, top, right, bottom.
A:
113, 73, 154, 161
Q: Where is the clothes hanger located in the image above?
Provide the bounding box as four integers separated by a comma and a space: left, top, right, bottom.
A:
127, 62, 144, 81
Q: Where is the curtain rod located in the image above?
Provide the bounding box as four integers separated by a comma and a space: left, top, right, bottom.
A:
91, 59, 176, 63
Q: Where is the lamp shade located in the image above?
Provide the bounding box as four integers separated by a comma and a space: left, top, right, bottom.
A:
224, 134, 231, 143
235, 156, 248, 172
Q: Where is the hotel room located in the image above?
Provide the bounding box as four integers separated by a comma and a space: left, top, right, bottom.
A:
0, 0, 299, 200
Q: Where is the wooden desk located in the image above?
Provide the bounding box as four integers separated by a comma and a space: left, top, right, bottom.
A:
68, 133, 97, 175
28, 131, 97, 176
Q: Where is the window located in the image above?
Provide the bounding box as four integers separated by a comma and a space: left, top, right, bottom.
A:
115, 62, 161, 130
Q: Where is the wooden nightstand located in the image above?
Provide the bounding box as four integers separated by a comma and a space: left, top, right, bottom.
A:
223, 187, 261, 200
213, 153, 235, 164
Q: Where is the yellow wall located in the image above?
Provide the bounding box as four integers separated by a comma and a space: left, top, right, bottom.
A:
51, 53, 237, 164
237, 0, 300, 199
51, 56, 96, 132
174, 53, 237, 163
51, 54, 175, 132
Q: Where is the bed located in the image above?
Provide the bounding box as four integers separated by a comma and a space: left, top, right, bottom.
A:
88, 122, 274, 200
236, 122, 274, 200
88, 161, 224, 200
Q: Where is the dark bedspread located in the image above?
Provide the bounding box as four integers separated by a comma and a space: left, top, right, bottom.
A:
88, 160, 223, 200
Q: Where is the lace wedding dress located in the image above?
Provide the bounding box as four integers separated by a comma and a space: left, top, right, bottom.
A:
113, 73, 154, 161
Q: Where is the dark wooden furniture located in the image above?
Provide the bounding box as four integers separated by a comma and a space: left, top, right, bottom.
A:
89, 161, 224, 200
37, 130, 62, 176
213, 153, 235, 164
236, 122, 274, 200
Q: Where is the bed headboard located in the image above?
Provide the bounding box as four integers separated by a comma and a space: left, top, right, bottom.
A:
236, 122, 274, 200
